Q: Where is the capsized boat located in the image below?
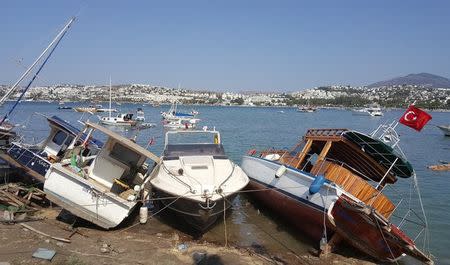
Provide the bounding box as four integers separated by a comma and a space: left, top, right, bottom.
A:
43, 121, 160, 229
149, 128, 249, 231
241, 122, 432, 264
2, 115, 102, 183
436, 125, 450, 136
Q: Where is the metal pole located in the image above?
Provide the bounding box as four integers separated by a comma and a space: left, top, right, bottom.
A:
0, 17, 76, 105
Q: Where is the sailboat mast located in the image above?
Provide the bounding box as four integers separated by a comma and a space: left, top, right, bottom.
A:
0, 17, 76, 106
109, 76, 112, 118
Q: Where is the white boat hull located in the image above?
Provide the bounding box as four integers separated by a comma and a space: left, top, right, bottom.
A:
44, 164, 138, 229
241, 156, 341, 213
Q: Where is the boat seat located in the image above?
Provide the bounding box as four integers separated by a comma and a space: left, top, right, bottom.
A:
314, 161, 395, 219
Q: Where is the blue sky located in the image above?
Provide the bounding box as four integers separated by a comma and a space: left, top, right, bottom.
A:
1, 0, 449, 91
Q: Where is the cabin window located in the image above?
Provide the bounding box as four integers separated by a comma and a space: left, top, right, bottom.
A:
110, 143, 141, 166
52, 131, 67, 146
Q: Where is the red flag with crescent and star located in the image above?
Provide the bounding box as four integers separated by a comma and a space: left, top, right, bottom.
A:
399, 105, 432, 131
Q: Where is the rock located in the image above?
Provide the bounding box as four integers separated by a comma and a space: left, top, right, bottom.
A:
172, 233, 179, 242
56, 242, 64, 247
102, 243, 109, 248
100, 247, 110, 254
177, 243, 188, 253
156, 233, 163, 237
116, 248, 125, 254
44, 239, 50, 244
192, 251, 207, 264
0, 262, 11, 265
22, 228, 29, 232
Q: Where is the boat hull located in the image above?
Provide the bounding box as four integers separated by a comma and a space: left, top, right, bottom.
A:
437, 125, 450, 136
153, 187, 235, 232
241, 155, 432, 264
44, 164, 138, 229
241, 156, 340, 240
332, 196, 431, 263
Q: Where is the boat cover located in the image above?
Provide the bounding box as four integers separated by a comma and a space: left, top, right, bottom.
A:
343, 131, 413, 178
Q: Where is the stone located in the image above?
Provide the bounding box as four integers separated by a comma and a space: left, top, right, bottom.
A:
56, 242, 64, 247
192, 251, 207, 264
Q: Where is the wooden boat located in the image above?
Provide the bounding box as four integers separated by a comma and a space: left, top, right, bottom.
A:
43, 122, 159, 229
428, 163, 450, 171
73, 106, 98, 113
149, 129, 249, 231
437, 125, 450, 136
241, 122, 432, 264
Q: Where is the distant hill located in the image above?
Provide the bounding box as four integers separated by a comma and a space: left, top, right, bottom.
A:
368, 73, 450, 88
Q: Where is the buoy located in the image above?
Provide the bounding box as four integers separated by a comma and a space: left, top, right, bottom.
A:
309, 175, 326, 195
275, 165, 287, 178
139, 206, 148, 224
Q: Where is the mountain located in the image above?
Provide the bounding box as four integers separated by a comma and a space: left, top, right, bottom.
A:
368, 73, 450, 88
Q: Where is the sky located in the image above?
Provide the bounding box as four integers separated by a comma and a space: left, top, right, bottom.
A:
1, 0, 449, 92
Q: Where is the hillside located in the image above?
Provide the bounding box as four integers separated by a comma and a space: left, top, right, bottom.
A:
368, 73, 450, 88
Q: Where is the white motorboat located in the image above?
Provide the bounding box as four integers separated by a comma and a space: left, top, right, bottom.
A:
161, 101, 197, 121
136, 108, 145, 122
162, 117, 200, 130
354, 105, 383, 116
437, 125, 450, 136
149, 129, 249, 231
100, 113, 137, 127
44, 122, 160, 229
99, 78, 138, 127
3, 115, 102, 183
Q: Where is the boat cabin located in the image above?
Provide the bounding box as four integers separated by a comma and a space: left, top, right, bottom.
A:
5, 116, 102, 181
262, 128, 413, 219
163, 129, 224, 159
70, 122, 160, 193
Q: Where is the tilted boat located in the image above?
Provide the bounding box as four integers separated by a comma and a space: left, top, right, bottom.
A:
2, 115, 102, 183
436, 125, 450, 136
149, 129, 249, 231
241, 122, 432, 264
43, 121, 160, 229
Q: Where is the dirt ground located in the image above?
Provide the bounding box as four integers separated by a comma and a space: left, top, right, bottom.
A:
0, 208, 374, 265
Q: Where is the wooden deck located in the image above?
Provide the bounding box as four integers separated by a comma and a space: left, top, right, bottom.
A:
312, 161, 395, 219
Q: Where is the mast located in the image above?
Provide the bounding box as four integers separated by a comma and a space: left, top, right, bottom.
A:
0, 17, 76, 106
109, 76, 112, 118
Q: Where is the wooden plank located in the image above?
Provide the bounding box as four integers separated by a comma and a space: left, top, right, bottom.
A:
294, 139, 313, 168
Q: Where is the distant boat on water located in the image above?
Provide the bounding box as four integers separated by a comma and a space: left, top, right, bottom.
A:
437, 125, 450, 136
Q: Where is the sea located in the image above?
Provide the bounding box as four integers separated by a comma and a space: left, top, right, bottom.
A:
3, 101, 449, 264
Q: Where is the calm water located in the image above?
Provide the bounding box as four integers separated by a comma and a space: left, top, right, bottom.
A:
4, 102, 450, 264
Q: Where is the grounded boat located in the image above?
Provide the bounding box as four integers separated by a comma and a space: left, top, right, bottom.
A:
43, 121, 160, 229
437, 125, 450, 136
2, 115, 102, 183
241, 123, 432, 264
149, 129, 249, 231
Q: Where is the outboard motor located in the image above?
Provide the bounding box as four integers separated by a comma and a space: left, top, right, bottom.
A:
309, 175, 326, 195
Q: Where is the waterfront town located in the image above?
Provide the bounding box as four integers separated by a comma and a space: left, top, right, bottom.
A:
1, 83, 449, 109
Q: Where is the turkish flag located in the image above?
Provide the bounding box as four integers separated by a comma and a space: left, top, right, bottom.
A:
399, 105, 432, 131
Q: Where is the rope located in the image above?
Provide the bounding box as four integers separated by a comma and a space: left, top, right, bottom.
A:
117, 191, 190, 234
374, 214, 399, 265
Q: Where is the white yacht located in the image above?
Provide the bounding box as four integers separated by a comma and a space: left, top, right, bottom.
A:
149, 129, 249, 231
